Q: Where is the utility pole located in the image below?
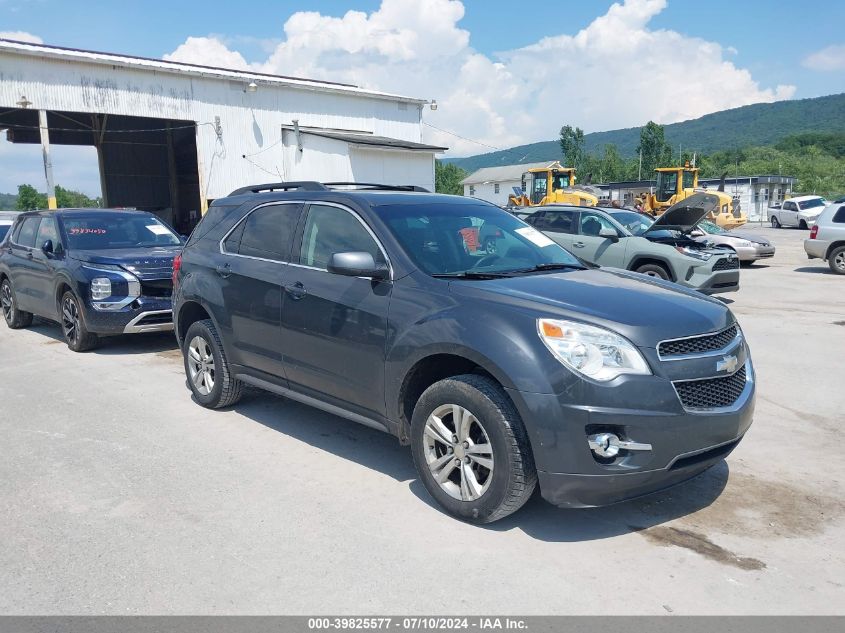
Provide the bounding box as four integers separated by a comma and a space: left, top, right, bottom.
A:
38, 110, 57, 209
638, 149, 642, 181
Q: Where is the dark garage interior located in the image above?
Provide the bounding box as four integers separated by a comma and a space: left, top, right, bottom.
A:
0, 109, 202, 234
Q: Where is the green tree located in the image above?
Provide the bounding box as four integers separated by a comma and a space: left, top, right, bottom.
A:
435, 160, 468, 195
16, 184, 47, 211
55, 185, 100, 208
636, 121, 673, 176
559, 125, 585, 170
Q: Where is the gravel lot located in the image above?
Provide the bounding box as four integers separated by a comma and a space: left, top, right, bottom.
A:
0, 225, 843, 615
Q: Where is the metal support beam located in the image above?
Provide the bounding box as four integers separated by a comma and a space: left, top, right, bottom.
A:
91, 114, 109, 207
38, 109, 56, 209
166, 122, 180, 229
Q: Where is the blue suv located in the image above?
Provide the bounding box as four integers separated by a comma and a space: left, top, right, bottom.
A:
0, 208, 182, 351
173, 182, 755, 523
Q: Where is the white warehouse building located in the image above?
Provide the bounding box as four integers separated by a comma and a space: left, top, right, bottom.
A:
0, 38, 445, 233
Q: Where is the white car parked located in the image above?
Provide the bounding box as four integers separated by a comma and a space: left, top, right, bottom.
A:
769, 195, 827, 229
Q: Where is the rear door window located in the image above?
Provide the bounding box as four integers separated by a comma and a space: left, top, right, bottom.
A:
15, 217, 41, 248
832, 206, 845, 223
227, 203, 301, 262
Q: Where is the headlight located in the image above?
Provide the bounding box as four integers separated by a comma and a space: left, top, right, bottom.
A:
734, 240, 752, 247
674, 246, 712, 261
91, 278, 112, 300
538, 318, 651, 382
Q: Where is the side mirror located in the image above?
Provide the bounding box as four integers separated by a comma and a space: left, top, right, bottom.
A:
327, 252, 389, 280
598, 227, 619, 241
41, 239, 54, 256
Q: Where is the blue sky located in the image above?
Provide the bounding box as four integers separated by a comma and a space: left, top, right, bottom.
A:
1, 0, 844, 196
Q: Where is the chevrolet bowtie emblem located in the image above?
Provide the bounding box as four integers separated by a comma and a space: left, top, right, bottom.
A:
716, 355, 739, 373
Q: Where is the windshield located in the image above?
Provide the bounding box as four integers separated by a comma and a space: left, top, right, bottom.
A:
799, 198, 826, 210
63, 214, 181, 250
610, 211, 652, 236
698, 220, 726, 234
382, 203, 583, 276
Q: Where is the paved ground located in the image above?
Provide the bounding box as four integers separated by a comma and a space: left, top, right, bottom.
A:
1, 225, 843, 615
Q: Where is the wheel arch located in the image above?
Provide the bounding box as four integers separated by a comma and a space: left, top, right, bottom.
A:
628, 255, 676, 281
825, 240, 845, 260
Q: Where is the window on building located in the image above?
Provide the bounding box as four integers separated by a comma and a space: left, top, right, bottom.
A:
494, 183, 500, 194
469, 185, 475, 196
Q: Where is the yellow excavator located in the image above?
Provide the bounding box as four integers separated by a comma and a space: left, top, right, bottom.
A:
638, 164, 746, 229
507, 162, 600, 208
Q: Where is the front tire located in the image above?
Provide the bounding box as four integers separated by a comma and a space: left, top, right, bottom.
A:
771, 216, 780, 228
799, 220, 808, 230
183, 318, 244, 409
1, 278, 33, 329
829, 246, 845, 275
635, 263, 670, 280
60, 291, 99, 352
410, 374, 537, 524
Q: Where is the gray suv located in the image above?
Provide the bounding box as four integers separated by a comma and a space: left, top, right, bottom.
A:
173, 182, 755, 523
523, 194, 740, 294
804, 202, 845, 274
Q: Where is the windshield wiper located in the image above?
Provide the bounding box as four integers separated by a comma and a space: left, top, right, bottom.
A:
508, 262, 587, 274
431, 271, 515, 279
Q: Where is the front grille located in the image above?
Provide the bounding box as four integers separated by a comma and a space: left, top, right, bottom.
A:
674, 366, 747, 410
713, 257, 739, 271
123, 260, 174, 281
658, 325, 738, 357
140, 279, 173, 298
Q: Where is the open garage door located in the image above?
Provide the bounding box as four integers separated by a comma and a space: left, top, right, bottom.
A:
0, 109, 202, 233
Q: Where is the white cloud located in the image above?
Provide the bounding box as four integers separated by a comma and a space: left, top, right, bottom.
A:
0, 30, 43, 44
163, 36, 250, 70
164, 0, 796, 156
803, 44, 845, 72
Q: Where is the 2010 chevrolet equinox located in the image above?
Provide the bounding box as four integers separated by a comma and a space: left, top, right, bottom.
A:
173, 182, 755, 523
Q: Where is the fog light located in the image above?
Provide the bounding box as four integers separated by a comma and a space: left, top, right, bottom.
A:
91, 278, 112, 300
588, 433, 652, 458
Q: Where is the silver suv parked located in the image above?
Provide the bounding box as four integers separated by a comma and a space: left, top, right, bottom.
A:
524, 194, 740, 294
804, 202, 845, 274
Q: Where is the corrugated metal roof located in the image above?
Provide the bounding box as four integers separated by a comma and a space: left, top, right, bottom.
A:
284, 127, 447, 152
0, 38, 428, 104
460, 161, 559, 185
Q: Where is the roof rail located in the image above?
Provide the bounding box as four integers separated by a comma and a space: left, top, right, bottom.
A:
228, 181, 329, 196
323, 182, 430, 193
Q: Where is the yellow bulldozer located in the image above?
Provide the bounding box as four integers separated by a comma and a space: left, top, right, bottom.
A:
506, 162, 600, 208
638, 164, 746, 229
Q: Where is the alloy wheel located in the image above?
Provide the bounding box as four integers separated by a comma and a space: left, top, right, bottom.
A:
423, 404, 494, 502
835, 252, 845, 272
61, 296, 80, 343
187, 335, 216, 395
1, 282, 12, 321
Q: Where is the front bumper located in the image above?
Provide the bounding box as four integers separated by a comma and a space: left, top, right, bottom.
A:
506, 344, 755, 508
804, 238, 830, 260
678, 256, 740, 295
83, 295, 173, 335
734, 244, 776, 261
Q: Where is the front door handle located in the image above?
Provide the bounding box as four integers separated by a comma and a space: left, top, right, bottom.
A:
572, 241, 585, 248
215, 263, 231, 278
285, 281, 307, 300
27, 251, 34, 259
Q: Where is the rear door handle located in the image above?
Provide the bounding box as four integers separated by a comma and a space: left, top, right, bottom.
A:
285, 281, 307, 300
215, 263, 231, 278
26, 251, 34, 259
572, 241, 585, 248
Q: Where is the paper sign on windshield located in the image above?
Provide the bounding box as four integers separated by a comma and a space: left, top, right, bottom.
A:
515, 226, 555, 248
146, 224, 171, 236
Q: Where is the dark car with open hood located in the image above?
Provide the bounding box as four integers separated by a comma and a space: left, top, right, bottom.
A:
0, 208, 182, 351
172, 182, 755, 524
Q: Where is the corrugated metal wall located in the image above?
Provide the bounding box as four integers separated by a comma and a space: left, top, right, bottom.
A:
0, 52, 433, 201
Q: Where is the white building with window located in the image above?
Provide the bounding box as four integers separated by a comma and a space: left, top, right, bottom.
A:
460, 162, 558, 206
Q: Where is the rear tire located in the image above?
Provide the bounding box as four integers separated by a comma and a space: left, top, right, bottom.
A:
183, 318, 244, 409
410, 374, 537, 524
635, 263, 670, 280
771, 216, 780, 228
829, 246, 845, 275
1, 278, 33, 329
60, 291, 99, 352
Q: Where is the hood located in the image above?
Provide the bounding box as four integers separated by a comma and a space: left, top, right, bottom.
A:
71, 246, 180, 279
645, 192, 721, 235
448, 268, 733, 348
